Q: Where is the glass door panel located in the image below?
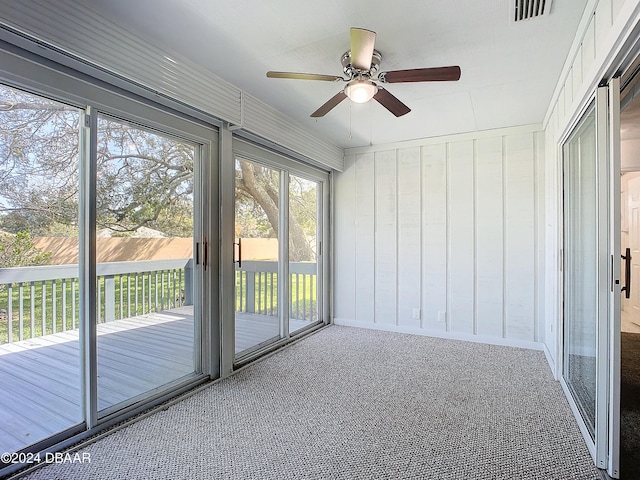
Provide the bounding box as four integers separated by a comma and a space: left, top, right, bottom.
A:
234, 158, 281, 356
95, 114, 198, 412
563, 104, 598, 438
562, 86, 612, 471
289, 175, 319, 334
0, 84, 82, 453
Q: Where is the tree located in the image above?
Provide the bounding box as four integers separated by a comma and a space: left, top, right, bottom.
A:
0, 232, 51, 268
0, 83, 316, 258
0, 84, 194, 238
235, 160, 316, 262
0, 89, 80, 235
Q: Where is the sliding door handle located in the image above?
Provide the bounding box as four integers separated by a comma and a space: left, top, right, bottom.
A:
203, 236, 208, 272
233, 237, 242, 268
622, 247, 632, 299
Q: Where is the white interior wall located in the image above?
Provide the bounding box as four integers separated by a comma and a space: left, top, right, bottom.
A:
621, 139, 640, 170
334, 125, 545, 349
542, 0, 640, 373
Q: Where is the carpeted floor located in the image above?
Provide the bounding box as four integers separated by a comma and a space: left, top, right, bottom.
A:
621, 332, 640, 479
18, 326, 600, 480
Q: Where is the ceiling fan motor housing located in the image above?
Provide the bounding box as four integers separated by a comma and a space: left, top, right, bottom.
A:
342, 49, 382, 79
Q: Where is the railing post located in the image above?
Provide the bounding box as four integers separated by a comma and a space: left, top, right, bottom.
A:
104, 275, 115, 322
183, 260, 193, 306
246, 272, 255, 313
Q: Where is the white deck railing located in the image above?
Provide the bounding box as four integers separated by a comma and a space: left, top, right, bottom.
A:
235, 261, 317, 322
0, 259, 318, 344
0, 259, 193, 343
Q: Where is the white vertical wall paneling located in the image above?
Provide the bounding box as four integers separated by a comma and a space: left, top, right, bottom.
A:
374, 150, 398, 325
536, 131, 546, 344
595, 0, 613, 53
334, 155, 356, 321
566, 68, 574, 108
397, 148, 422, 328
355, 153, 376, 323
335, 124, 542, 349
583, 17, 597, 77
612, 0, 625, 19
422, 144, 448, 331
447, 140, 475, 334
505, 133, 536, 341
475, 137, 504, 337
559, 86, 566, 123
573, 50, 584, 99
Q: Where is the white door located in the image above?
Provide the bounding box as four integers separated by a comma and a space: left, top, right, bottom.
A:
627, 176, 640, 320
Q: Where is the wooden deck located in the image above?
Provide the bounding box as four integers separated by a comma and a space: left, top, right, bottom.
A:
0, 308, 312, 454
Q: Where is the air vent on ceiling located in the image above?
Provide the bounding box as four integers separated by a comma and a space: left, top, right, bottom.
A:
514, 0, 552, 22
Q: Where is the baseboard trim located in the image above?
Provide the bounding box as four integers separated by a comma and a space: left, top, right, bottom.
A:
542, 343, 558, 379
333, 318, 544, 351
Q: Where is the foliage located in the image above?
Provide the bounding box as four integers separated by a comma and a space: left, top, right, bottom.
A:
0, 84, 194, 238
0, 83, 316, 258
0, 231, 51, 268
235, 159, 317, 261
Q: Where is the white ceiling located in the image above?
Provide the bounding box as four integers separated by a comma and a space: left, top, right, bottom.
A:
81, 0, 589, 149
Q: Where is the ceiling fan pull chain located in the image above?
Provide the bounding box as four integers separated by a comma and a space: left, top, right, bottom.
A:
369, 101, 373, 147
348, 101, 352, 140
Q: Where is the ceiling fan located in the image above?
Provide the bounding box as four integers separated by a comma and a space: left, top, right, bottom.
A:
267, 27, 461, 118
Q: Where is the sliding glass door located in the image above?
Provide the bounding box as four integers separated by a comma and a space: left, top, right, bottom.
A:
562, 85, 616, 472
0, 83, 83, 454
563, 102, 598, 437
289, 174, 320, 334
95, 114, 202, 413
234, 158, 282, 355
0, 64, 217, 473
233, 140, 327, 361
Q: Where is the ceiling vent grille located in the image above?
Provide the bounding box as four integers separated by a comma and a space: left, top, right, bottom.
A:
514, 0, 551, 21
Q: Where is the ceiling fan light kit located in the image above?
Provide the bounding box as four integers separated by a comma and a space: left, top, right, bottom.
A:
267, 27, 461, 118
344, 79, 378, 103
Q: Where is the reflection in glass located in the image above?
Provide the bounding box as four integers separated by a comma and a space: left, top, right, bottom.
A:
96, 115, 197, 411
234, 158, 280, 356
0, 84, 81, 453
289, 175, 319, 333
563, 105, 597, 438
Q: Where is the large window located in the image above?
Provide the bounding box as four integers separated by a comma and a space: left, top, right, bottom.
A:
95, 114, 201, 413
233, 140, 327, 361
0, 83, 83, 454
0, 70, 216, 470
